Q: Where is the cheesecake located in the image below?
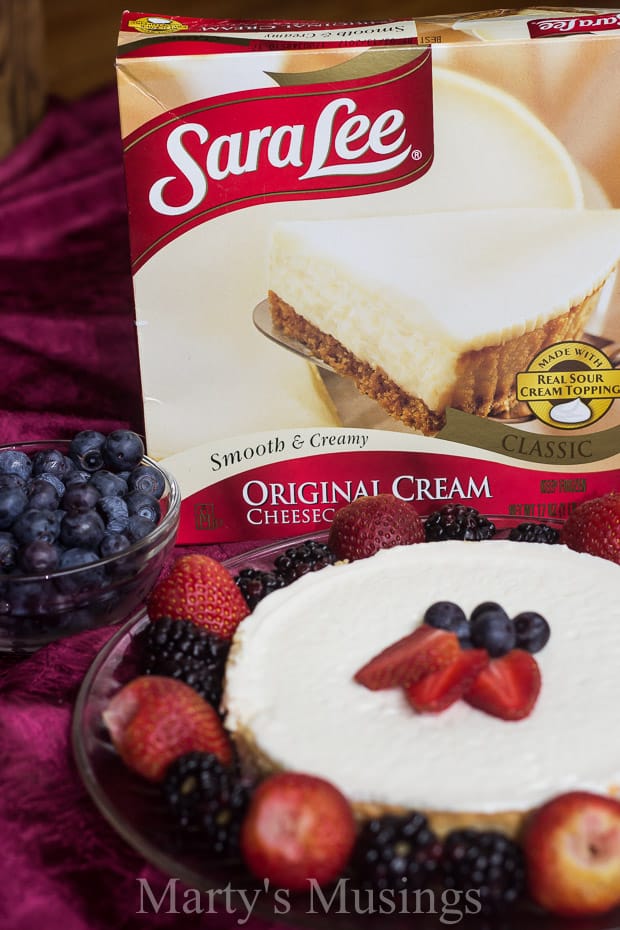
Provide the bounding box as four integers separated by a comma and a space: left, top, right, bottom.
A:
268, 208, 620, 433
224, 539, 620, 838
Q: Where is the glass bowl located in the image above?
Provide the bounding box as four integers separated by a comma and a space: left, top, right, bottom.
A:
0, 440, 181, 653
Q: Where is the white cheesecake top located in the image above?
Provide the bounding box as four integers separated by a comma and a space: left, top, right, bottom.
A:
224, 540, 620, 814
269, 208, 620, 352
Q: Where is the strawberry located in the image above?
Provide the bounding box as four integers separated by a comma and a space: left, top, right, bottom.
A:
561, 492, 620, 565
328, 493, 425, 562
464, 650, 541, 721
240, 772, 356, 890
404, 647, 489, 713
103, 675, 232, 781
147, 553, 250, 639
354, 625, 461, 691
524, 791, 620, 916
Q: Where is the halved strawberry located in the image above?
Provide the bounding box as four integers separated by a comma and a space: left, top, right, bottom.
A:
103, 675, 233, 781
404, 647, 489, 713
354, 625, 460, 691
464, 650, 541, 721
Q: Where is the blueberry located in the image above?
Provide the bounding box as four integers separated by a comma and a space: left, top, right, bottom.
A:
126, 490, 160, 524
89, 470, 128, 498
12, 508, 62, 546
0, 487, 28, 530
38, 472, 66, 498
470, 601, 505, 623
513, 612, 551, 654
127, 514, 155, 542
127, 464, 165, 499
98, 495, 129, 533
19, 540, 60, 574
27, 478, 61, 511
470, 604, 516, 658
56, 548, 105, 593
0, 473, 26, 491
31, 449, 70, 481
64, 469, 91, 489
0, 450, 32, 482
424, 601, 469, 640
68, 430, 106, 472
62, 483, 101, 514
102, 430, 145, 473
6, 577, 55, 615
99, 532, 131, 559
0, 532, 17, 571
60, 510, 106, 550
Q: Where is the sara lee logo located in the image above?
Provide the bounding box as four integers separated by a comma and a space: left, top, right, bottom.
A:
123, 51, 433, 269
528, 12, 620, 37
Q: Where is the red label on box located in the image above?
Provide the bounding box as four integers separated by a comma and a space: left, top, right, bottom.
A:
528, 13, 620, 37
122, 51, 433, 270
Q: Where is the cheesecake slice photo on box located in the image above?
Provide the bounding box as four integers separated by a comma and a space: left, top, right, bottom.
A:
263, 207, 620, 435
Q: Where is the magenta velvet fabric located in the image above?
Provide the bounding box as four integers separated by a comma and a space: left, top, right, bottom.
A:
0, 88, 283, 930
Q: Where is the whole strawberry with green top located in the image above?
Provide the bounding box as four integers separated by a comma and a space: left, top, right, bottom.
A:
328, 493, 425, 562
561, 492, 620, 565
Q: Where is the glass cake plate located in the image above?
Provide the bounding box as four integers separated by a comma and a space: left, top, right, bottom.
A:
72, 531, 620, 930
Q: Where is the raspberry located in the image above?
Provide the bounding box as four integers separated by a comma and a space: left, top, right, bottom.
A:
349, 812, 443, 891
163, 751, 250, 857
424, 505, 496, 542
441, 829, 526, 911
139, 616, 230, 706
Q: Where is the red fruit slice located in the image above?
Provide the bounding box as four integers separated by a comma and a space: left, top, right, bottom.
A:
524, 790, 620, 917
464, 650, 541, 721
241, 772, 357, 891
354, 625, 461, 691
103, 675, 232, 781
405, 648, 490, 713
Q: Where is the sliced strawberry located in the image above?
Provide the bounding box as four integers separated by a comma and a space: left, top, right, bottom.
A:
464, 650, 541, 721
405, 648, 489, 713
354, 625, 460, 691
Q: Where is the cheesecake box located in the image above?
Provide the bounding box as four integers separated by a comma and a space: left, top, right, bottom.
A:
116, 8, 620, 544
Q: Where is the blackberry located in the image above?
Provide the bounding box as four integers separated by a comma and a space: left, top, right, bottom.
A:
162, 751, 250, 858
140, 616, 230, 706
425, 505, 496, 542
273, 539, 337, 584
349, 812, 443, 892
508, 522, 560, 544
441, 829, 526, 912
235, 567, 285, 610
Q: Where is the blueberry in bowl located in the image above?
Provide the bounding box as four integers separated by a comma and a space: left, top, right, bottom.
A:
0, 430, 181, 653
